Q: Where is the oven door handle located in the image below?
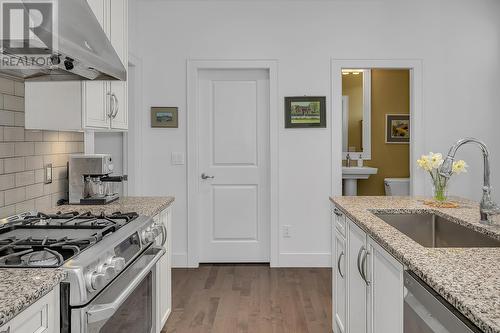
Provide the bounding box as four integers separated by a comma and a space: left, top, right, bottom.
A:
86, 246, 165, 325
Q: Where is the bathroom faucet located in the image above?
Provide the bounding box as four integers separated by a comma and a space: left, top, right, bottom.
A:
345, 153, 351, 167
439, 138, 500, 224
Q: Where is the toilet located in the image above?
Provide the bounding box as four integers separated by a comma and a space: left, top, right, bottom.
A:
384, 178, 410, 196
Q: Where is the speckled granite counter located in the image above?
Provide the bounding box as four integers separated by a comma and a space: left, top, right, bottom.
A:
0, 268, 66, 326
46, 196, 175, 216
330, 196, 500, 333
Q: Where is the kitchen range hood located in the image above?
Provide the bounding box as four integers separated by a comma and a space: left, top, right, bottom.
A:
0, 0, 126, 81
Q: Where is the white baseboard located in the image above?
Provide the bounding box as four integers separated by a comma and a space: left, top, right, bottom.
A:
172, 252, 332, 268
172, 252, 188, 267
277, 252, 332, 267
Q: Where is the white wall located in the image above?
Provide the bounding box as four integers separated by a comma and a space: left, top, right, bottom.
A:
129, 0, 500, 267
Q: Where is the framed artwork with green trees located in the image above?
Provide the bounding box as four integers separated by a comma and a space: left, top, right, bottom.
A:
285, 96, 326, 128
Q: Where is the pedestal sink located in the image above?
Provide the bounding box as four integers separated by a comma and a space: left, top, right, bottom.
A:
342, 167, 378, 196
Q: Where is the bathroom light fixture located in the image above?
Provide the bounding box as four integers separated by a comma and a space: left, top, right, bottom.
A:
342, 69, 364, 75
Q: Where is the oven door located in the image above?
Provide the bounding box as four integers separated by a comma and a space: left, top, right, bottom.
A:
74, 246, 165, 333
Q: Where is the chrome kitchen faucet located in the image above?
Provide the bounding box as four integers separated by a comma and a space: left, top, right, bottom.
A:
439, 138, 500, 224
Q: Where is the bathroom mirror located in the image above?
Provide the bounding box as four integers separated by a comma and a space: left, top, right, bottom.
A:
342, 69, 371, 159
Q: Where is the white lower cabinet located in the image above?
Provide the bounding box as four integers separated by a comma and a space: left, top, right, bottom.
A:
332, 205, 403, 333
154, 206, 172, 333
0, 287, 60, 333
333, 227, 347, 333
367, 238, 404, 333
348, 220, 369, 333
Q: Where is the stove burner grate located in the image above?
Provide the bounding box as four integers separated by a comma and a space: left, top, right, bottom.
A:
0, 211, 139, 268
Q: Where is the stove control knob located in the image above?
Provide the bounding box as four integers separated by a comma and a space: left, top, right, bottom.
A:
98, 263, 115, 280
151, 226, 161, 237
87, 272, 106, 291
141, 229, 155, 244
107, 256, 126, 273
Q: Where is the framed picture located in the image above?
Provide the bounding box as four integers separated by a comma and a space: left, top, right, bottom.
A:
285, 96, 326, 128
386, 114, 410, 143
151, 107, 178, 128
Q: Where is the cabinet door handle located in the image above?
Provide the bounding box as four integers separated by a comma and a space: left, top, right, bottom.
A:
112, 94, 119, 119
107, 92, 114, 118
361, 250, 370, 285
337, 251, 345, 278
333, 208, 343, 217
357, 246, 364, 280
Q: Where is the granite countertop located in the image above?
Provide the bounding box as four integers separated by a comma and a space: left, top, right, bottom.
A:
330, 196, 500, 333
0, 268, 66, 327
46, 196, 175, 216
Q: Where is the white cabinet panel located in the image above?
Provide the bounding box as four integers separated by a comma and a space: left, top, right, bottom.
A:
368, 237, 404, 333
333, 228, 347, 333
347, 218, 368, 333
0, 287, 60, 333
155, 206, 172, 332
83, 82, 110, 129
109, 0, 128, 130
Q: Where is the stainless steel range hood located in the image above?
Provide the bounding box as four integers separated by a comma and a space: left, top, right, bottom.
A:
0, 0, 126, 81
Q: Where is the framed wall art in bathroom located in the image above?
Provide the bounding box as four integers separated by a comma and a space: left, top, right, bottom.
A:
284, 96, 326, 128
386, 114, 410, 143
151, 107, 179, 128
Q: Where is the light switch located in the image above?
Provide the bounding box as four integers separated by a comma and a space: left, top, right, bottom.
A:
171, 152, 185, 165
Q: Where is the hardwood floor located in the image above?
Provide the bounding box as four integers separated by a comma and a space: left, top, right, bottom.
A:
163, 264, 332, 333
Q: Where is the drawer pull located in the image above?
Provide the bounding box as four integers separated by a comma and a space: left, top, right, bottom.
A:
333, 208, 343, 217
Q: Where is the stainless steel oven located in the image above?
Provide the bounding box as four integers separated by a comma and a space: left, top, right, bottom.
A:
71, 245, 165, 333
404, 271, 481, 333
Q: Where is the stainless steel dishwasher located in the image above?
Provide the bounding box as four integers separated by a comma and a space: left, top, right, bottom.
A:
404, 271, 482, 333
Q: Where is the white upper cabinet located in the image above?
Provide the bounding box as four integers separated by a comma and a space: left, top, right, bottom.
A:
108, 0, 128, 130
25, 0, 128, 131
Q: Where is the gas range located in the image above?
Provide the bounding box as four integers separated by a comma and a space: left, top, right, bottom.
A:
0, 210, 165, 308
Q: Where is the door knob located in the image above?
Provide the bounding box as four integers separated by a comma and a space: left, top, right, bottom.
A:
201, 173, 215, 180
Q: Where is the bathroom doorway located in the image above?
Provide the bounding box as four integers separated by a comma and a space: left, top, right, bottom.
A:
342, 69, 411, 196
331, 59, 424, 197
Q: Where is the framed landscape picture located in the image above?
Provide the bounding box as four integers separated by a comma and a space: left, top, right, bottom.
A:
151, 107, 178, 128
386, 114, 410, 143
285, 96, 326, 128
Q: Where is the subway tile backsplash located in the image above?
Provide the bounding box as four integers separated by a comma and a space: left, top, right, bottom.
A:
0, 77, 84, 217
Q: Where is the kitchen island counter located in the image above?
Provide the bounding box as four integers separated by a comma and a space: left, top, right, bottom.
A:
330, 196, 500, 333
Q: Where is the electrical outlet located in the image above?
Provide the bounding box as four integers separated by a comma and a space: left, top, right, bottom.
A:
283, 225, 291, 238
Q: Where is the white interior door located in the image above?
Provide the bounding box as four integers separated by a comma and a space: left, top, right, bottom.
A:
198, 68, 270, 262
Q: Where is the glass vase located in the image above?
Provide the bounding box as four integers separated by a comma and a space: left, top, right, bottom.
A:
432, 179, 449, 202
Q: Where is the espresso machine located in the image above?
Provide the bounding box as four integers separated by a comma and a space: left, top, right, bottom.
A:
69, 154, 127, 205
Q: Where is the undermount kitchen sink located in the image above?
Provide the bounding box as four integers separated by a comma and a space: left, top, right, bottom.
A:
374, 212, 500, 248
